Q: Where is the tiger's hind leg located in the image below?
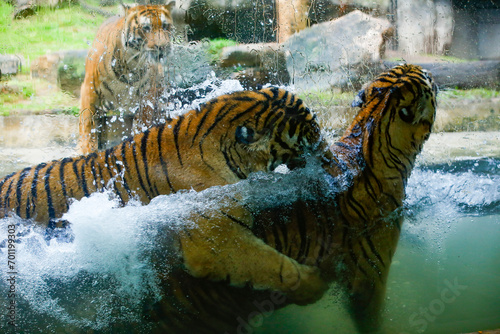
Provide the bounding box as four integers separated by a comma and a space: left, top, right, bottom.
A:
178, 204, 329, 306
345, 222, 401, 333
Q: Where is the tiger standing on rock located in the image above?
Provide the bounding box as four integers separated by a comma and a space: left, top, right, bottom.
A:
79, 2, 176, 154
148, 64, 438, 334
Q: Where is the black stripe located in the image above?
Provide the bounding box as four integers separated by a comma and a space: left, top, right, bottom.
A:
365, 235, 386, 268
44, 164, 56, 219
0, 172, 16, 214
157, 124, 175, 193
28, 163, 47, 218
131, 139, 152, 201
359, 240, 383, 278
15, 167, 32, 217
140, 129, 158, 197
173, 114, 184, 166
68, 158, 80, 200
119, 141, 133, 199
3, 178, 15, 216
221, 144, 246, 179
59, 158, 71, 212
228, 100, 263, 124
105, 148, 125, 204
192, 103, 214, 145
221, 211, 252, 231
347, 237, 368, 278
89, 154, 99, 192
198, 102, 238, 164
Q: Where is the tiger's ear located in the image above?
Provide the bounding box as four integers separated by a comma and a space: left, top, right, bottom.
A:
351, 89, 365, 108
120, 2, 132, 13
164, 0, 176, 10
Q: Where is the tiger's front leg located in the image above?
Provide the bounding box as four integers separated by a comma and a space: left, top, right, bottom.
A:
79, 74, 99, 154
179, 205, 329, 306
78, 107, 99, 155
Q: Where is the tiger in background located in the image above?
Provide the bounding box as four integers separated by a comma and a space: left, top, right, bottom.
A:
0, 88, 324, 232
146, 64, 437, 333
78, 2, 176, 154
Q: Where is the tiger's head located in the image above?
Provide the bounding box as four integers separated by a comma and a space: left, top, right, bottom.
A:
349, 64, 437, 160
213, 88, 326, 175
122, 2, 176, 63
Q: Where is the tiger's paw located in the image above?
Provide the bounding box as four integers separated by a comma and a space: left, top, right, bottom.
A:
285, 265, 328, 306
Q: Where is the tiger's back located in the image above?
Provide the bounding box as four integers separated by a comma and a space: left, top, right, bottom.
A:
0, 88, 323, 225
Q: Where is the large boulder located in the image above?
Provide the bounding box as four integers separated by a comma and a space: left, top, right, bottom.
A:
282, 10, 393, 91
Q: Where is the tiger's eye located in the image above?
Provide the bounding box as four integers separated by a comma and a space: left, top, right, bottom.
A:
143, 25, 151, 32
162, 23, 171, 31
399, 107, 414, 123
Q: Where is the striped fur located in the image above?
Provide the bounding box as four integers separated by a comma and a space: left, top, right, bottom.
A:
78, 3, 175, 154
0, 88, 323, 226
148, 64, 437, 333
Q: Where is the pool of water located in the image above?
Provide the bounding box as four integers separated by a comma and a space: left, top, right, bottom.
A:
256, 158, 500, 334
0, 80, 499, 333
0, 149, 498, 333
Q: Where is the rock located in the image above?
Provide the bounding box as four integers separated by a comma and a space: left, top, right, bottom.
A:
31, 50, 87, 97
0, 55, 23, 77
282, 10, 393, 91
218, 43, 290, 88
57, 51, 88, 97
12, 4, 36, 19
31, 53, 62, 83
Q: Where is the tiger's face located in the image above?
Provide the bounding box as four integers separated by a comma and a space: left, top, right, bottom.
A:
122, 2, 176, 63
353, 64, 437, 156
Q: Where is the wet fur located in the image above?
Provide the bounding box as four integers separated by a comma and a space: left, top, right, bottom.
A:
0, 88, 323, 227
149, 65, 438, 333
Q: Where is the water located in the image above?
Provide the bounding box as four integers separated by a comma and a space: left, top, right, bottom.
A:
0, 154, 499, 333
0, 79, 499, 332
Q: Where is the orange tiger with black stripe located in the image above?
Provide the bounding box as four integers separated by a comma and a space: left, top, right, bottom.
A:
146, 64, 437, 333
79, 2, 175, 154
0, 88, 323, 228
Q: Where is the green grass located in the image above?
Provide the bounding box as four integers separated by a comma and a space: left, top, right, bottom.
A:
0, 76, 78, 115
439, 87, 499, 100
0, 2, 106, 71
300, 89, 356, 107
206, 38, 238, 63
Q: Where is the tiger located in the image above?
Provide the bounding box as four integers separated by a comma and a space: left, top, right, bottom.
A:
0, 87, 324, 230
145, 64, 438, 333
78, 2, 176, 155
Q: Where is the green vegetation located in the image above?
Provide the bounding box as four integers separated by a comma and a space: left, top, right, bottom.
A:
301, 89, 355, 107
439, 87, 499, 100
0, 76, 78, 115
206, 38, 238, 63
0, 1, 105, 70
